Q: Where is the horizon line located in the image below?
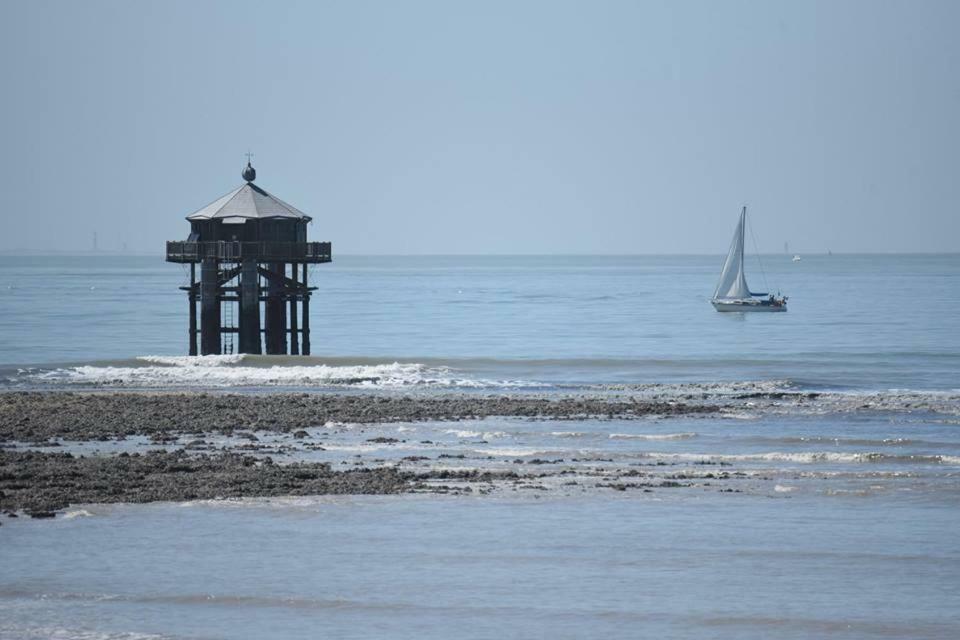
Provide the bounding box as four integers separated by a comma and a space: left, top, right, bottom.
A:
0, 250, 957, 258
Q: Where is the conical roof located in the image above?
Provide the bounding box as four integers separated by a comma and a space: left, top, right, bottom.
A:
186, 182, 311, 222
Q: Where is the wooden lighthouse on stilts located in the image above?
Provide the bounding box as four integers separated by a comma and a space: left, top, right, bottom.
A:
166, 159, 332, 356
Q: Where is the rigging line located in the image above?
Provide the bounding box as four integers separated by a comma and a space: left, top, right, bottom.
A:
747, 210, 771, 294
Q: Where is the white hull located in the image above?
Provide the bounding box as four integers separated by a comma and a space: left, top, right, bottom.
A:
712, 299, 787, 312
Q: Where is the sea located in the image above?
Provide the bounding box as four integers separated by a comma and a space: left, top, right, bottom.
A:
1, 254, 959, 639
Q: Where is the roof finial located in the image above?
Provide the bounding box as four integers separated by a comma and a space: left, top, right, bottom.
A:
242, 151, 256, 182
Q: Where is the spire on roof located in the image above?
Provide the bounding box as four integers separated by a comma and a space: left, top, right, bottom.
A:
242, 151, 256, 182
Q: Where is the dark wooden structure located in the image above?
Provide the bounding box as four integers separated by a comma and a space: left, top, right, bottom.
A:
166, 162, 331, 355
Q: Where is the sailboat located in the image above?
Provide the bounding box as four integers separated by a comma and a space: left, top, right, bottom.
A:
711, 206, 787, 312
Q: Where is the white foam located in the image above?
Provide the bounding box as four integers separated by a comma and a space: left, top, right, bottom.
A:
774, 484, 796, 493
478, 447, 555, 457
0, 626, 169, 640
609, 380, 960, 416
30, 359, 544, 390
720, 412, 759, 420
611, 379, 797, 397
609, 432, 697, 441
639, 451, 960, 465
443, 428, 506, 440
318, 443, 428, 453
137, 354, 246, 367
63, 509, 94, 519
749, 389, 960, 417
444, 429, 482, 438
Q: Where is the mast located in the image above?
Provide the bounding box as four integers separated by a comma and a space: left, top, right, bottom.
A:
732, 206, 747, 295
739, 206, 746, 268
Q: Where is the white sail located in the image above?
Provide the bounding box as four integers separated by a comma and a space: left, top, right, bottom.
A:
712, 207, 752, 300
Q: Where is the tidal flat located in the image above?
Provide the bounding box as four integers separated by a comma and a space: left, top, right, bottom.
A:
0, 391, 719, 515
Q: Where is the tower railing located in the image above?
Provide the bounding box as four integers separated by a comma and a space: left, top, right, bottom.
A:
166, 241, 332, 263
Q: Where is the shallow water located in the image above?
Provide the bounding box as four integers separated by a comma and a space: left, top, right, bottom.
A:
2, 254, 959, 638
3, 490, 960, 640
4, 408, 960, 639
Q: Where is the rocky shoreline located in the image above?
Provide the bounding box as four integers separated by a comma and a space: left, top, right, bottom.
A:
0, 449, 417, 516
0, 391, 715, 442
0, 391, 719, 517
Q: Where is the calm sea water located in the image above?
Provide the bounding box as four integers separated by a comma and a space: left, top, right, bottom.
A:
2, 254, 959, 639
1, 254, 958, 389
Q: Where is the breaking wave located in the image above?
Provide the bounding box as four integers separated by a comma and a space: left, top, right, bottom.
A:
609, 432, 698, 441
137, 355, 246, 367
443, 429, 507, 439
479, 447, 561, 458
17, 355, 547, 390
638, 451, 960, 466
742, 435, 960, 449
0, 630, 169, 640
4, 356, 958, 417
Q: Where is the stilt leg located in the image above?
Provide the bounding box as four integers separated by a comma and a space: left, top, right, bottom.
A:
302, 265, 311, 356
289, 263, 299, 355
265, 262, 287, 354
188, 263, 197, 356
239, 257, 261, 354
200, 257, 221, 355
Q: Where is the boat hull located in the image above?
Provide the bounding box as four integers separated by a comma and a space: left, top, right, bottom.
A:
712, 299, 787, 312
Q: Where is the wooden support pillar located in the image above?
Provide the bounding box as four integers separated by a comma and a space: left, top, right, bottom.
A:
188, 263, 197, 356
289, 263, 300, 355
239, 258, 261, 354
200, 257, 221, 355
264, 262, 287, 355
302, 265, 311, 356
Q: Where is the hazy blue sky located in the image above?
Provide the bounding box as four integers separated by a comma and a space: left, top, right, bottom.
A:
1, 0, 957, 254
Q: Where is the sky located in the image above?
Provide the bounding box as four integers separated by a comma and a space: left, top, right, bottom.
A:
0, 0, 957, 255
